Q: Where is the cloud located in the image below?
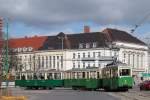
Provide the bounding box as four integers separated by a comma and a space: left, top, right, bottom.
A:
0, 0, 150, 29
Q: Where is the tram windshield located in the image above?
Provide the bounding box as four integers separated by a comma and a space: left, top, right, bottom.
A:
119, 69, 130, 76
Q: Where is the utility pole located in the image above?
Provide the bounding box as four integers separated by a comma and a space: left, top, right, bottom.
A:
0, 17, 3, 91
3, 18, 9, 96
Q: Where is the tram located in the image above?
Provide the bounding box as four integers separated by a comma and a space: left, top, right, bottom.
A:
64, 67, 102, 90
102, 62, 133, 91
15, 62, 133, 91
15, 69, 64, 89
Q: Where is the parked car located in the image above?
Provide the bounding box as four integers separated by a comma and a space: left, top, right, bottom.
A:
140, 80, 150, 90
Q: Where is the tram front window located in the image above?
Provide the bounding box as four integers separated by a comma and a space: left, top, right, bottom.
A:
119, 69, 130, 76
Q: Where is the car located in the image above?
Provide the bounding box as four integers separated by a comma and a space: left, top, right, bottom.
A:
140, 80, 150, 90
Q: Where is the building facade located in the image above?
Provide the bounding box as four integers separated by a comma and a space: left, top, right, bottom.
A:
8, 28, 149, 81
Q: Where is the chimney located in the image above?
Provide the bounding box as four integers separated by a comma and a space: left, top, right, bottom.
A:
84, 26, 90, 33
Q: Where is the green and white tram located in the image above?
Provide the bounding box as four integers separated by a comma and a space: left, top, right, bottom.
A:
102, 62, 133, 91
15, 69, 64, 89
64, 67, 102, 90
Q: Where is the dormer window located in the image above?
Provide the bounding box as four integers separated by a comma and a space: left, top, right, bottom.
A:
93, 42, 97, 48
79, 43, 84, 49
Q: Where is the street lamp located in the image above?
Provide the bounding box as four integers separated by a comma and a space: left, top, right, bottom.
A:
58, 33, 65, 79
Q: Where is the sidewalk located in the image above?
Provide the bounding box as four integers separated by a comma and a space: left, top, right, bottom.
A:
108, 85, 150, 100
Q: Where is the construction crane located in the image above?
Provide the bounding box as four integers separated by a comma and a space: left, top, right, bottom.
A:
131, 12, 150, 33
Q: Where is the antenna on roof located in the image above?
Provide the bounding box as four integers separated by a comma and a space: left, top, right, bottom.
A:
131, 12, 150, 33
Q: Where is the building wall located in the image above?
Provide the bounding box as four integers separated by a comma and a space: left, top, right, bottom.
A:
14, 41, 149, 80
65, 48, 116, 70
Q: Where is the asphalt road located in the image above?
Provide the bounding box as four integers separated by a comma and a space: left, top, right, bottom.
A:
11, 88, 119, 100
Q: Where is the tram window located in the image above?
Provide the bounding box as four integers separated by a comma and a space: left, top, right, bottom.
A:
119, 69, 130, 76
57, 73, 61, 79
39, 73, 44, 80
54, 73, 57, 79
105, 70, 110, 78
33, 73, 37, 79
47, 73, 53, 79
82, 72, 85, 78
16, 75, 20, 80
87, 72, 89, 79
112, 69, 118, 77
97, 72, 100, 79
21, 74, 26, 80
90, 71, 96, 79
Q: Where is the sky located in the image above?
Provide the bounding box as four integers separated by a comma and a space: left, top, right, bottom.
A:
0, 0, 150, 42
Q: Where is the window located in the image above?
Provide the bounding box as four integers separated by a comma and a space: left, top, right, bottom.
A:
88, 63, 90, 67
86, 43, 90, 48
73, 53, 75, 59
83, 52, 85, 58
53, 56, 55, 68
88, 52, 90, 57
93, 63, 95, 67
123, 53, 126, 63
46, 56, 48, 68
83, 62, 85, 68
114, 52, 117, 56
38, 56, 40, 68
57, 56, 59, 60
57, 61, 59, 70
49, 56, 51, 68
133, 54, 135, 68
141, 55, 143, 68
93, 52, 95, 58
98, 63, 101, 67
93, 42, 97, 48
42, 56, 44, 68
78, 62, 80, 68
79, 43, 83, 49
128, 54, 130, 65
119, 69, 130, 76
29, 55, 32, 61
98, 52, 101, 57
61, 56, 63, 69
137, 55, 139, 68
73, 63, 75, 68
78, 53, 80, 58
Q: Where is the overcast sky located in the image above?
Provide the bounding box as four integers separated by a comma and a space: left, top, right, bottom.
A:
0, 0, 150, 41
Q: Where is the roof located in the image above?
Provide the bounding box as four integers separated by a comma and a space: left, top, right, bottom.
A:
7, 28, 147, 51
9, 36, 47, 50
102, 28, 146, 45
40, 32, 108, 50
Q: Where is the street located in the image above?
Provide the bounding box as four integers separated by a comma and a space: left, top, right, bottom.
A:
11, 87, 118, 100
7, 86, 150, 100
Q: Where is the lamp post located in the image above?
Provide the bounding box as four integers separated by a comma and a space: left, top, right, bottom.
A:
58, 35, 64, 62
58, 35, 65, 79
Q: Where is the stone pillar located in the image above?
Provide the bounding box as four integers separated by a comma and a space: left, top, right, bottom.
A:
45, 73, 47, 79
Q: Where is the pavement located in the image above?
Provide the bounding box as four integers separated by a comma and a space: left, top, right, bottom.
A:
108, 85, 150, 100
